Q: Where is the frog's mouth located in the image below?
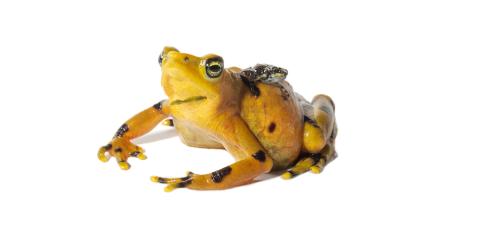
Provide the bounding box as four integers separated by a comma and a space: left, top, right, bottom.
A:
170, 95, 207, 106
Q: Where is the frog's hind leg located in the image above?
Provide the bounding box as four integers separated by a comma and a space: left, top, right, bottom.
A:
282, 94, 337, 179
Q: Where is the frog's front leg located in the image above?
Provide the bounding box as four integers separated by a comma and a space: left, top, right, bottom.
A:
97, 100, 170, 170
151, 117, 274, 191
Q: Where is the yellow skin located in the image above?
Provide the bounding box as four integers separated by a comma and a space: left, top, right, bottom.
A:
98, 47, 337, 191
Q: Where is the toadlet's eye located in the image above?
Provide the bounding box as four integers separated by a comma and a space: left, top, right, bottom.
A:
205, 57, 224, 79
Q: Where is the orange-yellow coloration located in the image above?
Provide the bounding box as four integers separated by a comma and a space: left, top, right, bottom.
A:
240, 83, 303, 170
310, 165, 323, 174
97, 46, 338, 191
302, 122, 326, 153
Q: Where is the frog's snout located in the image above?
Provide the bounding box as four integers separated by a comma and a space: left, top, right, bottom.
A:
278, 67, 288, 75
275, 67, 288, 77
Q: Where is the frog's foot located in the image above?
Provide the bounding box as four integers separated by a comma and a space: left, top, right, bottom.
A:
151, 156, 272, 191
282, 140, 337, 179
97, 137, 147, 170
281, 153, 326, 179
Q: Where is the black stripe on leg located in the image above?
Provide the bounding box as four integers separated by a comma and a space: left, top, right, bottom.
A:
114, 123, 129, 138
104, 143, 112, 151
211, 166, 232, 183
287, 170, 298, 178
130, 151, 140, 157
153, 100, 165, 111
252, 150, 266, 162
311, 153, 322, 165
156, 177, 168, 183
176, 178, 192, 188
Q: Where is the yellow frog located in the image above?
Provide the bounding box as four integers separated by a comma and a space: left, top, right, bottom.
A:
97, 47, 337, 191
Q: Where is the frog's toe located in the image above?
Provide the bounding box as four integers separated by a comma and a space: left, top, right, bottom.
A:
163, 181, 190, 192
129, 151, 147, 160
97, 144, 112, 162
117, 160, 131, 170
151, 172, 195, 192
111, 147, 138, 170
134, 145, 145, 153
280, 171, 295, 180
123, 142, 147, 159
309, 152, 333, 175
309, 165, 324, 174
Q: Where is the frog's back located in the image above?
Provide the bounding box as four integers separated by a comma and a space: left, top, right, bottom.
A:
240, 81, 304, 170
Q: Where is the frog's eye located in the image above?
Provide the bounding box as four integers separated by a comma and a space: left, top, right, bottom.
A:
205, 57, 224, 79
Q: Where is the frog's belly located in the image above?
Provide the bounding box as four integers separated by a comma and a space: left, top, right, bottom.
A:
174, 120, 224, 149
240, 82, 303, 170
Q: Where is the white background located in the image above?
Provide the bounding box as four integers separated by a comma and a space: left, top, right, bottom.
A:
1, 0, 479, 239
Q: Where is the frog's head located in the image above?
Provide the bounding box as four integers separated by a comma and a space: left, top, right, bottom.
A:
159, 47, 225, 101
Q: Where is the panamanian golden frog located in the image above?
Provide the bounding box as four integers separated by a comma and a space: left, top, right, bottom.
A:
97, 47, 338, 191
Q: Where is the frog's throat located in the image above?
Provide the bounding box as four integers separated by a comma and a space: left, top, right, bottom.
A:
170, 96, 207, 106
